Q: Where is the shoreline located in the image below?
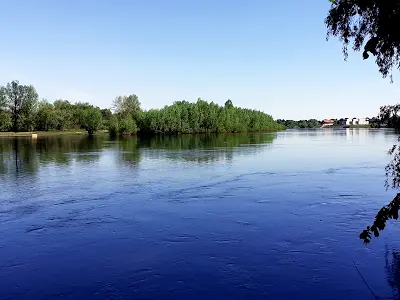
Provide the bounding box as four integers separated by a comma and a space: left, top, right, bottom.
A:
0, 127, 382, 138
0, 130, 108, 137
0, 129, 284, 138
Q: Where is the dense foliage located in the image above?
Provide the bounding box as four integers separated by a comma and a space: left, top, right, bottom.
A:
0, 81, 283, 135
276, 119, 321, 128
0, 81, 38, 132
379, 104, 400, 128
326, 0, 400, 80
137, 99, 284, 134
0, 81, 107, 135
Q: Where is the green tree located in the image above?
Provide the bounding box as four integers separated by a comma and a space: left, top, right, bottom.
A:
53, 100, 74, 130
108, 114, 119, 136
137, 98, 283, 134
0, 93, 11, 131
0, 110, 11, 131
36, 100, 57, 131
224, 99, 233, 109
79, 106, 102, 135
113, 94, 141, 119
276, 119, 321, 129
100, 108, 113, 130
0, 80, 38, 131
119, 115, 138, 135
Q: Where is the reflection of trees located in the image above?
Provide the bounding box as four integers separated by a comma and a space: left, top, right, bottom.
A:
34, 135, 106, 164
139, 133, 275, 149
0, 138, 39, 175
0, 133, 277, 175
115, 136, 141, 166
0, 135, 108, 175
138, 133, 276, 164
73, 135, 104, 163
385, 246, 400, 300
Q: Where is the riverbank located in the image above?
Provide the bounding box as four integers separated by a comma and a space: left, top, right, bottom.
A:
344, 124, 374, 128
320, 125, 375, 129
0, 130, 109, 137
0, 129, 285, 138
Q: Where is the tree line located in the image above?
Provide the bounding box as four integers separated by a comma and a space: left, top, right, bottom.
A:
276, 119, 321, 129
0, 80, 284, 135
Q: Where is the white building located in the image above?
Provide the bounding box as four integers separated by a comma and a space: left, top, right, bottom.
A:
343, 117, 369, 126
358, 118, 369, 125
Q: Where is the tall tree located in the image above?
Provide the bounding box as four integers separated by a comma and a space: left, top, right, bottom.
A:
0, 80, 38, 131
113, 94, 141, 118
0, 89, 10, 131
224, 99, 233, 109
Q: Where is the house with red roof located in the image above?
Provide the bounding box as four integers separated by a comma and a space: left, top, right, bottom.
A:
322, 119, 334, 126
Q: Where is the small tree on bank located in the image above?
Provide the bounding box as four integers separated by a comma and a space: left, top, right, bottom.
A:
79, 106, 102, 135
119, 116, 138, 135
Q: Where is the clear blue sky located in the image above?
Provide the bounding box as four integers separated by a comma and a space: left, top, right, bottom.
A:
1, 0, 399, 120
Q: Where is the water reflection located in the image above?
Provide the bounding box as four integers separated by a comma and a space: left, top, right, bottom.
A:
385, 246, 400, 299
0, 138, 40, 175
113, 136, 141, 167
0, 135, 107, 175
139, 133, 276, 164
0, 133, 277, 175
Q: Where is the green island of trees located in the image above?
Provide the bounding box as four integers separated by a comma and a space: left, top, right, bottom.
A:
0, 80, 284, 136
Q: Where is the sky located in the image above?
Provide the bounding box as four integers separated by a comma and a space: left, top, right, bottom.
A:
1, 0, 399, 120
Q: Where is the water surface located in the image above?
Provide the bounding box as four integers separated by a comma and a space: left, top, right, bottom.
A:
1, 129, 400, 300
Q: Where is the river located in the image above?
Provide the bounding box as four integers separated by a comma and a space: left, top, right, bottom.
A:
1, 129, 400, 299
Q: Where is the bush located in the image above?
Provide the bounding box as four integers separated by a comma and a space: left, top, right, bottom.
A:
119, 116, 138, 135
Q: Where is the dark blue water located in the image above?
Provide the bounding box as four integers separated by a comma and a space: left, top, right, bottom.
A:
1, 129, 400, 299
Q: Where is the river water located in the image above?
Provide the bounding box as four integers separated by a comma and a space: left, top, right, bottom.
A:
1, 129, 400, 299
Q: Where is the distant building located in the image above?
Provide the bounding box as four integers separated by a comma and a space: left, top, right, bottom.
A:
341, 117, 370, 126
322, 119, 334, 126
358, 118, 370, 125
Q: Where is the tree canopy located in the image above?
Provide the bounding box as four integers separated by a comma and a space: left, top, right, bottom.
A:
137, 98, 284, 134
0, 80, 38, 131
0, 81, 283, 136
326, 0, 400, 80
113, 94, 141, 118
